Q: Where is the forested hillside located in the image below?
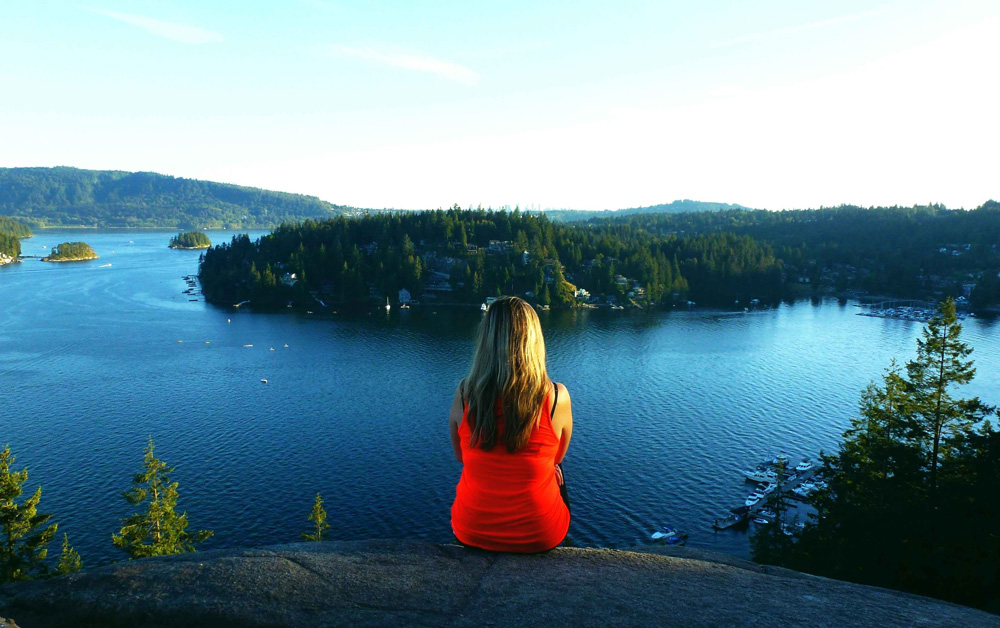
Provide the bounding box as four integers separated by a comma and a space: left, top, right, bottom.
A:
0, 167, 349, 229
547, 200, 749, 222
586, 202, 1000, 304
199, 208, 784, 308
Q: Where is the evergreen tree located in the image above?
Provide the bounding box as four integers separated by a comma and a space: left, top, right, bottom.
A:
302, 493, 330, 542
112, 438, 213, 559
0, 445, 58, 582
55, 533, 82, 575
749, 461, 793, 565
905, 298, 988, 510
775, 300, 997, 610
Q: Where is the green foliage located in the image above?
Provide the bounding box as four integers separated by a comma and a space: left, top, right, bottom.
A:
586, 201, 1000, 304
0, 166, 349, 229
302, 493, 330, 542
0, 215, 33, 238
749, 462, 794, 565
198, 208, 783, 308
768, 300, 999, 612
0, 445, 58, 583
55, 533, 82, 575
0, 232, 20, 260
169, 231, 212, 249
112, 438, 213, 559
44, 242, 97, 261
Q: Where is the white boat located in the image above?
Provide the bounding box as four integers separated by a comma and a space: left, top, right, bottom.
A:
761, 483, 778, 494
651, 526, 688, 544
792, 483, 815, 498
773, 451, 789, 465
743, 469, 778, 483
745, 494, 761, 507
795, 460, 814, 472
752, 517, 771, 525
260, 378, 268, 384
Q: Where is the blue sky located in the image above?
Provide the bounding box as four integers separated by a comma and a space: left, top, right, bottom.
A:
2, 1, 998, 210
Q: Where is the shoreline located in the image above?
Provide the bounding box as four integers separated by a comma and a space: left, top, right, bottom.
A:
41, 256, 100, 262
169, 245, 210, 250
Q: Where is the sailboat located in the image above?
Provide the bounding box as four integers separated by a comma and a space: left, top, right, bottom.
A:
385, 297, 391, 311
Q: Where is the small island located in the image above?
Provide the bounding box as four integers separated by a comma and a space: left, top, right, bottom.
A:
169, 231, 212, 249
42, 241, 98, 262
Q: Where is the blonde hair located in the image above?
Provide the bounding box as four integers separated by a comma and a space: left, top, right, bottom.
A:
462, 296, 549, 452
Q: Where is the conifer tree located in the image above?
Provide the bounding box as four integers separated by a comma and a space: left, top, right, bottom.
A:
0, 445, 58, 582
55, 533, 82, 575
905, 298, 989, 509
750, 461, 793, 565
302, 493, 329, 542
112, 438, 213, 559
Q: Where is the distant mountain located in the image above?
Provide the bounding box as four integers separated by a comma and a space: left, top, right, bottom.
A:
546, 200, 752, 222
0, 167, 351, 229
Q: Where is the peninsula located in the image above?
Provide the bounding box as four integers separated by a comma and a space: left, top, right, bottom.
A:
169, 231, 212, 249
42, 242, 98, 262
0, 216, 31, 265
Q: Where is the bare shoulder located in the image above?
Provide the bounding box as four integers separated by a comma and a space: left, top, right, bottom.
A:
553, 382, 571, 404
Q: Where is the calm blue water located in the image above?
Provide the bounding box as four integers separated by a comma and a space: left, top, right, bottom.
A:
1, 230, 997, 566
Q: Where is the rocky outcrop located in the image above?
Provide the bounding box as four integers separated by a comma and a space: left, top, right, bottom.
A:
1, 540, 996, 627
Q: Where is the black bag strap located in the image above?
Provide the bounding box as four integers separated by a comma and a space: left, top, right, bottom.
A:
551, 382, 560, 416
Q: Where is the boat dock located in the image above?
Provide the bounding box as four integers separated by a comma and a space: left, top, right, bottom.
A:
713, 457, 821, 530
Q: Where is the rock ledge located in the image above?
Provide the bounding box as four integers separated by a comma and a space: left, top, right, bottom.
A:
1, 540, 996, 627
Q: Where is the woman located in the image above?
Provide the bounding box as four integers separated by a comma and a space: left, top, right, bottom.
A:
450, 296, 573, 552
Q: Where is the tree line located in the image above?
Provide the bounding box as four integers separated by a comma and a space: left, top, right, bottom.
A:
198, 207, 784, 308
586, 202, 1000, 305
751, 299, 999, 613
0, 216, 32, 260
0, 438, 330, 583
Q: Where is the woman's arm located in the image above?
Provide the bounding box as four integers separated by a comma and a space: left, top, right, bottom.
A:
449, 385, 465, 463
551, 383, 573, 464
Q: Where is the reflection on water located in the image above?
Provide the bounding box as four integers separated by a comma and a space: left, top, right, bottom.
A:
1, 229, 997, 565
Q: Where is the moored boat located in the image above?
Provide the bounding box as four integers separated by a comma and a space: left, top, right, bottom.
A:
743, 469, 778, 483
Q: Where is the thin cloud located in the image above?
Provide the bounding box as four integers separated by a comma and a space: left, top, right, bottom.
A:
84, 7, 223, 44
330, 45, 480, 86
713, 8, 891, 48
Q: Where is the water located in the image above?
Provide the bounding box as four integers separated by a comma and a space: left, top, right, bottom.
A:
1, 230, 997, 565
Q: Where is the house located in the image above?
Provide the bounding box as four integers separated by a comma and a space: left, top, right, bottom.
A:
574, 288, 590, 300
521, 250, 530, 266
398, 288, 412, 304
280, 273, 298, 287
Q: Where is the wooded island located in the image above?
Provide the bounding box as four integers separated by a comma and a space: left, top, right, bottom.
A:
169, 231, 212, 249
42, 242, 98, 262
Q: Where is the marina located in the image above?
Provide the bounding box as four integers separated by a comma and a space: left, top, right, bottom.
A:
713, 454, 821, 531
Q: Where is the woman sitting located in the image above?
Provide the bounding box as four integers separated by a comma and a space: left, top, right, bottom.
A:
450, 296, 573, 552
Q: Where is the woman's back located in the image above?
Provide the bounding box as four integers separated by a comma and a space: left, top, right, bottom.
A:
451, 389, 570, 553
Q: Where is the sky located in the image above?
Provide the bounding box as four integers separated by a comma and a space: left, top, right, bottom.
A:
1, 0, 998, 211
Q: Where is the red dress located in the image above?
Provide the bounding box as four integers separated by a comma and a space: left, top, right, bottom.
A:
451, 394, 570, 552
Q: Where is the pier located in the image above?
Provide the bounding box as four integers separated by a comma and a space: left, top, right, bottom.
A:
713, 459, 820, 530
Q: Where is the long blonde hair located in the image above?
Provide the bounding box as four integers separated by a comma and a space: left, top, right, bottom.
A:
462, 296, 549, 452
